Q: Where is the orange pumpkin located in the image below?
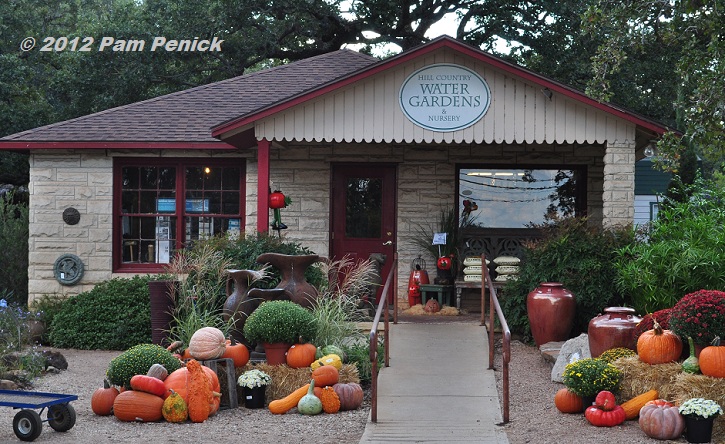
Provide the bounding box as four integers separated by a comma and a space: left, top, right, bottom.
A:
130, 375, 167, 397
221, 339, 250, 368
554, 388, 584, 413
699, 336, 725, 378
637, 320, 683, 364
164, 365, 221, 413
287, 343, 317, 368
113, 390, 164, 422
188, 326, 226, 360
91, 379, 119, 416
311, 365, 339, 387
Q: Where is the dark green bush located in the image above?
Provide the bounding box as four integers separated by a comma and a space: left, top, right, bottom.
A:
29, 294, 66, 344
501, 217, 636, 341
343, 340, 384, 383
106, 343, 182, 388
49, 276, 153, 350
0, 193, 28, 306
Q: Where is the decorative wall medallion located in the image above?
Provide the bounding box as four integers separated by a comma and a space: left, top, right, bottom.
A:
54, 254, 84, 286
62, 207, 81, 225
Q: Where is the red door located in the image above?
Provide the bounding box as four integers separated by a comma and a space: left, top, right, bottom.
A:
331, 164, 396, 303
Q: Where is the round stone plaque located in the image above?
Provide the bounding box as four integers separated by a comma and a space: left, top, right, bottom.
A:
53, 254, 85, 286
62, 207, 81, 225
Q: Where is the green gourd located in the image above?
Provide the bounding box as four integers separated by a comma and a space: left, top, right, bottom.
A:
297, 379, 322, 415
682, 336, 700, 374
316, 344, 346, 361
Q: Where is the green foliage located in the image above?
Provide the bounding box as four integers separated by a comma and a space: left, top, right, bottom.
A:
203, 232, 325, 290
614, 179, 725, 313
49, 276, 153, 350
0, 296, 33, 352
562, 357, 621, 397
28, 294, 67, 345
0, 193, 28, 305
501, 217, 636, 340
598, 347, 636, 364
243, 300, 317, 344
343, 339, 384, 383
106, 343, 182, 388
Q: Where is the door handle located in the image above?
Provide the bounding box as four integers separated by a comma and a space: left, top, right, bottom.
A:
382, 240, 392, 246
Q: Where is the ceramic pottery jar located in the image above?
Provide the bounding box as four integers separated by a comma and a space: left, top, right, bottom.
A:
527, 282, 576, 347
588, 307, 642, 358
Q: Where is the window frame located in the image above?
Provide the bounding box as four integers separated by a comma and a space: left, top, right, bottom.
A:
113, 157, 245, 272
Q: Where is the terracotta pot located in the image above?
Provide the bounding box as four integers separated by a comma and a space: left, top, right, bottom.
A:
588, 307, 642, 358
257, 253, 320, 308
261, 342, 291, 365
148, 280, 178, 347
527, 282, 576, 347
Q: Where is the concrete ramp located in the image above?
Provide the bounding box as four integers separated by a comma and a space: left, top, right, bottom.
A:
359, 322, 509, 443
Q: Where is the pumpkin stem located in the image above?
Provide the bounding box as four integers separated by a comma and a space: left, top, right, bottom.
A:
103, 378, 112, 389
712, 336, 721, 347
652, 319, 663, 335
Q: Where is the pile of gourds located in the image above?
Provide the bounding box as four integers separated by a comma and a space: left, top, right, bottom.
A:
268, 353, 364, 415
554, 319, 725, 440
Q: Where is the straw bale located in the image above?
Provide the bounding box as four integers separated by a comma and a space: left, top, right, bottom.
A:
236, 363, 360, 403
670, 373, 725, 442
611, 356, 681, 400
403, 304, 460, 316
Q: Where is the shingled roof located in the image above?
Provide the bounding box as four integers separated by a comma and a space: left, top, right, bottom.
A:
1, 49, 378, 144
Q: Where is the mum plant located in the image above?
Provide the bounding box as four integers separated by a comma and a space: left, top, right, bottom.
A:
678, 398, 723, 419
668, 289, 725, 347
562, 358, 622, 397
243, 300, 317, 345
237, 369, 271, 389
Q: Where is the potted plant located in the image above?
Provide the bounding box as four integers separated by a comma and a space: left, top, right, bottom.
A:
679, 397, 723, 443
668, 289, 725, 348
562, 358, 622, 405
237, 369, 271, 408
242, 300, 317, 365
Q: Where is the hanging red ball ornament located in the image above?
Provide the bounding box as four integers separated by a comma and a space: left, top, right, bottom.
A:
437, 256, 452, 270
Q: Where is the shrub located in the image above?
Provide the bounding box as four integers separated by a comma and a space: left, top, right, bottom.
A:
106, 343, 182, 388
615, 178, 725, 313
243, 300, 317, 344
29, 294, 67, 344
344, 339, 384, 383
0, 192, 28, 306
501, 217, 636, 339
562, 358, 622, 397
668, 289, 725, 347
49, 276, 153, 349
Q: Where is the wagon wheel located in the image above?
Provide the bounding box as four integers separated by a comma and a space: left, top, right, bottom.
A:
13, 409, 42, 441
48, 403, 76, 432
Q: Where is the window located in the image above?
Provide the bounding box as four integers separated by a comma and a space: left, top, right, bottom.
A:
458, 166, 585, 228
114, 158, 244, 271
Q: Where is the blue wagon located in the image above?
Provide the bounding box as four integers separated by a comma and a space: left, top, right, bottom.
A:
0, 389, 77, 441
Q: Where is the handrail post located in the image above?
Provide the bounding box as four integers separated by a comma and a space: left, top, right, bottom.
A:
369, 254, 397, 423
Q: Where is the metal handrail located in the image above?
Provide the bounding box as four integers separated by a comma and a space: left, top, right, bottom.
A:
482, 254, 511, 423
369, 252, 398, 423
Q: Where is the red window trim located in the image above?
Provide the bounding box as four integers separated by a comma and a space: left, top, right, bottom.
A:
112, 157, 245, 273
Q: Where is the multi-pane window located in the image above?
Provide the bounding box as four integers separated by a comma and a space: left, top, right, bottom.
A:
115, 159, 243, 270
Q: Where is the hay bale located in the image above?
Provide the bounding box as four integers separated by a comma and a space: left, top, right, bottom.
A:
670, 373, 725, 443
236, 363, 360, 404
403, 304, 459, 316
611, 356, 681, 400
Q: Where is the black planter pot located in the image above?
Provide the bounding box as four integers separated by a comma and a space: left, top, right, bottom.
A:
243, 386, 267, 409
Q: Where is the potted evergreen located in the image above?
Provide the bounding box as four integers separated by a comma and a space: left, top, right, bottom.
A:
242, 300, 317, 364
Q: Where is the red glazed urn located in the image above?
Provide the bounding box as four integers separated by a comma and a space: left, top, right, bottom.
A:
527, 282, 576, 347
588, 307, 642, 358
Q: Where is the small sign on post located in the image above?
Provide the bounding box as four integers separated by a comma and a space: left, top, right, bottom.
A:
432, 232, 447, 257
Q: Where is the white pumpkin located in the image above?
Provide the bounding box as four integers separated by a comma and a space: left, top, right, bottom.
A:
188, 327, 226, 360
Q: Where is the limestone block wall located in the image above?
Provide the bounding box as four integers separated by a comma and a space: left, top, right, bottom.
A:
603, 141, 636, 227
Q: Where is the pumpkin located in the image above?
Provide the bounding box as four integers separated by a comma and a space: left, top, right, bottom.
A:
91, 379, 119, 416
220, 338, 250, 368
585, 404, 626, 427
113, 390, 164, 422
594, 390, 616, 412
163, 365, 221, 413
130, 374, 167, 397
424, 299, 441, 313
554, 388, 583, 414
297, 379, 323, 415
699, 335, 725, 378
682, 336, 700, 374
186, 359, 214, 423
311, 365, 339, 387
188, 327, 226, 360
162, 389, 188, 423
332, 382, 364, 411
620, 389, 658, 420
311, 354, 342, 370
637, 319, 683, 364
287, 343, 317, 368
320, 386, 341, 414
146, 363, 168, 381
269, 383, 311, 414
638, 402, 685, 440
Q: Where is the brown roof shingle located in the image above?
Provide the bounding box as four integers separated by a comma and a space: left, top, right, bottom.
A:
2, 49, 378, 143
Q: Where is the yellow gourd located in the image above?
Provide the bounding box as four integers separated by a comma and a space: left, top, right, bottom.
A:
162, 389, 188, 423
310, 354, 342, 370
620, 389, 658, 420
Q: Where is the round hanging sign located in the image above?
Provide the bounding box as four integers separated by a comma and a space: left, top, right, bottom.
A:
53, 254, 85, 286
399, 64, 491, 132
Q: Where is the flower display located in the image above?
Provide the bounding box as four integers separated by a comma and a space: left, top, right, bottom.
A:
237, 369, 271, 389
598, 347, 636, 363
679, 398, 723, 419
668, 290, 725, 347
634, 308, 672, 341
562, 358, 622, 397
242, 300, 318, 345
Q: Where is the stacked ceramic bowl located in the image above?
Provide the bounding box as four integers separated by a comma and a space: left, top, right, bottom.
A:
462, 256, 489, 282
493, 256, 521, 282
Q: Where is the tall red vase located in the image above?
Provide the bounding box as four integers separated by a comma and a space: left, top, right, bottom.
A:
527, 282, 576, 347
588, 307, 642, 358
